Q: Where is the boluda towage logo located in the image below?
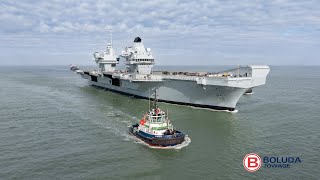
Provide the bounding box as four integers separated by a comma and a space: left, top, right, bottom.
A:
243, 153, 302, 172
243, 153, 262, 172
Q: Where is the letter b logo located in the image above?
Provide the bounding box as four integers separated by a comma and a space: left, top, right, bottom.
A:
243, 153, 262, 172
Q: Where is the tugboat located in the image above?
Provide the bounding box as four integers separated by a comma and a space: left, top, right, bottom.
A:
129, 90, 186, 147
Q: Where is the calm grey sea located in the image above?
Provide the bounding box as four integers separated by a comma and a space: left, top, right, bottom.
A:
0, 66, 319, 179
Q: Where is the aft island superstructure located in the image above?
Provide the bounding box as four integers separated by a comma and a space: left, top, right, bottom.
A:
75, 33, 270, 112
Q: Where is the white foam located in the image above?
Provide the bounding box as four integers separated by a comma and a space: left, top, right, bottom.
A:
129, 134, 191, 150
120, 120, 131, 123
160, 101, 238, 113
190, 106, 238, 113
244, 92, 254, 95
106, 112, 116, 117
161, 102, 238, 113
230, 109, 238, 113
91, 108, 190, 147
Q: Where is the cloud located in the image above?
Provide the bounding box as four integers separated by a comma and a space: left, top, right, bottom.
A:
0, 0, 319, 65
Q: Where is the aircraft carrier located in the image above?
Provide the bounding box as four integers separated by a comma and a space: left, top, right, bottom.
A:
74, 33, 270, 112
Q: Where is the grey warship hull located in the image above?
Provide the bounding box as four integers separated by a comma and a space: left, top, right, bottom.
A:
78, 66, 269, 111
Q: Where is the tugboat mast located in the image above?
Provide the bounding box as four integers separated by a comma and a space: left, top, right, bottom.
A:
153, 89, 158, 109
109, 28, 112, 47
148, 88, 151, 111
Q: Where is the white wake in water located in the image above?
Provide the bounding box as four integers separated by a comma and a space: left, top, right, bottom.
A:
190, 106, 238, 113
90, 107, 191, 149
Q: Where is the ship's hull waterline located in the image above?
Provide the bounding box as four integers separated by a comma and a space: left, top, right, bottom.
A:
81, 73, 246, 111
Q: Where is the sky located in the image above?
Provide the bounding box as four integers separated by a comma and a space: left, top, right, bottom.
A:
0, 0, 319, 66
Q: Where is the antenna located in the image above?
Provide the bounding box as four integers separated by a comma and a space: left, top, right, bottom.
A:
154, 89, 158, 109
167, 109, 169, 129
148, 88, 150, 111
109, 28, 112, 46
167, 109, 168, 119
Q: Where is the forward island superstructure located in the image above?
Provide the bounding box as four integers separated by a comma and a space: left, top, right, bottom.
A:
75, 33, 270, 112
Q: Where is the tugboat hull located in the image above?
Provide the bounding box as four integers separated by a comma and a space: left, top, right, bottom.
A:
129, 126, 185, 147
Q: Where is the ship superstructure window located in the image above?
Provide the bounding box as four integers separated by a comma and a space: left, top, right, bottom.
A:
134, 59, 154, 62
149, 116, 164, 123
